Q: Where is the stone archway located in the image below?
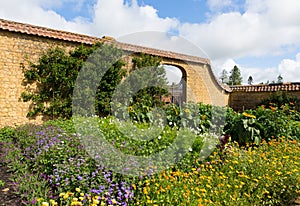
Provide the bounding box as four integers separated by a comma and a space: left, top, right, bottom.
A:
163, 64, 186, 106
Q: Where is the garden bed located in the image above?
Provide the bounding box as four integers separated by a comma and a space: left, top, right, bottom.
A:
0, 143, 24, 205
0, 103, 299, 205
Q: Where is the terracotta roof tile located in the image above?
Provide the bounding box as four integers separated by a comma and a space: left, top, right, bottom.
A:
0, 18, 209, 64
230, 83, 300, 92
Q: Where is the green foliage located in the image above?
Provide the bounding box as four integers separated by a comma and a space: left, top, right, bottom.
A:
134, 137, 300, 205
248, 75, 253, 85
259, 91, 300, 112
224, 111, 262, 145
1, 110, 300, 205
128, 53, 168, 121
219, 69, 229, 84
224, 104, 300, 145
0, 180, 4, 188
0, 126, 15, 141
21, 43, 126, 119
228, 65, 242, 85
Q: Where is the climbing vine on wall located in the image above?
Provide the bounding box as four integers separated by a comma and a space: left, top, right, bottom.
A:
21, 42, 126, 119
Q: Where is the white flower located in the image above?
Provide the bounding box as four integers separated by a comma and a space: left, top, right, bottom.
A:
188, 147, 193, 152
158, 135, 162, 140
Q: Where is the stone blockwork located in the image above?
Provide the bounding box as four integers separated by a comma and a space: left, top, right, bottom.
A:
0, 18, 229, 128
229, 84, 300, 111
0, 30, 81, 127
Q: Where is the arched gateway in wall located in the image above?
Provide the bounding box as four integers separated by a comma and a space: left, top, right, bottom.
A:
0, 18, 229, 127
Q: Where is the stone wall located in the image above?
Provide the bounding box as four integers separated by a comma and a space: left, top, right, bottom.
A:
0, 30, 80, 127
229, 90, 300, 111
2, 25, 299, 128
160, 59, 229, 106
0, 19, 229, 128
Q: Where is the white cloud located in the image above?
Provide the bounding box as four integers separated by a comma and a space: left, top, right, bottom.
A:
0, 0, 299, 84
278, 53, 300, 83
0, 0, 178, 37
216, 53, 300, 85
90, 0, 178, 37
0, 0, 84, 32
179, 0, 300, 61
207, 0, 232, 11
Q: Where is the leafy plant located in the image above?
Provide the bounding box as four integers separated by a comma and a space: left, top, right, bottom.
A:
224, 104, 300, 145
258, 91, 300, 112
0, 179, 4, 188
21, 43, 126, 119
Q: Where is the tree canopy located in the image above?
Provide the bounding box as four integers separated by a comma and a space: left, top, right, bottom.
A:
228, 65, 243, 85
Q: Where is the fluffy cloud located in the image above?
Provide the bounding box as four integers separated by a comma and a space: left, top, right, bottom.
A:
0, 0, 178, 37
216, 53, 300, 85
179, 0, 300, 61
0, 0, 87, 33
91, 0, 178, 37
278, 53, 300, 83
0, 0, 299, 83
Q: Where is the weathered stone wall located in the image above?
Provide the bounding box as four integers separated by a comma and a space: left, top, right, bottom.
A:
161, 59, 229, 106
0, 30, 81, 127
0, 28, 229, 128
229, 91, 300, 111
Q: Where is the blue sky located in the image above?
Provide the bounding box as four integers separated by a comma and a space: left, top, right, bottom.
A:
0, 0, 299, 84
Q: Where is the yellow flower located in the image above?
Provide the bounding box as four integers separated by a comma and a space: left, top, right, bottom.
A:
36, 198, 43, 202
75, 188, 81, 192
143, 187, 148, 195
49, 199, 58, 206
244, 193, 251, 198
242, 112, 256, 118
283, 156, 289, 159
42, 202, 49, 206
206, 184, 212, 189
132, 184, 136, 190
71, 201, 82, 206
59, 193, 65, 197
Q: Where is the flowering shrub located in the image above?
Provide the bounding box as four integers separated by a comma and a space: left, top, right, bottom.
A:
0, 124, 134, 205
133, 137, 300, 205
224, 104, 300, 145
0, 103, 299, 205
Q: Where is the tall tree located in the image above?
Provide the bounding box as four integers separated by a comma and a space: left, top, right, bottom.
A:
277, 75, 283, 83
228, 65, 243, 85
247, 76, 253, 85
220, 69, 229, 84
